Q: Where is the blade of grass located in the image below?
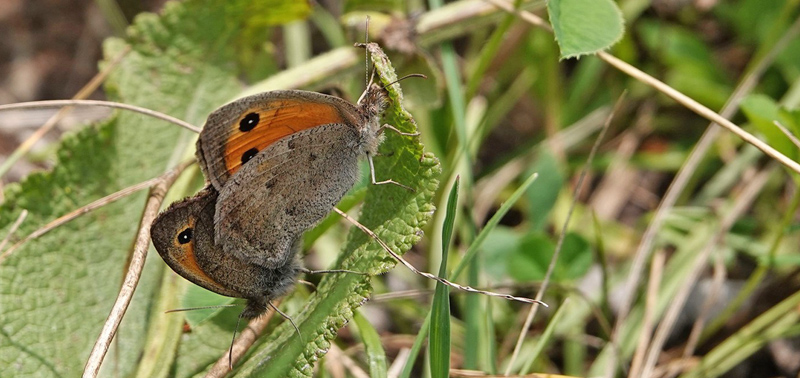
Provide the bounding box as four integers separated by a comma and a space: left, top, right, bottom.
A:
451, 171, 539, 279
353, 310, 388, 378
429, 177, 459, 378
506, 92, 622, 375
401, 171, 538, 378
680, 289, 800, 378
310, 6, 347, 48
464, 0, 523, 99
520, 298, 571, 374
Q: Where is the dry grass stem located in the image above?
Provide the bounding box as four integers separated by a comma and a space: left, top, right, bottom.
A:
0, 47, 130, 179
504, 92, 623, 374
0, 99, 200, 133
82, 162, 191, 378
0, 210, 27, 253
629, 250, 665, 378
639, 165, 773, 377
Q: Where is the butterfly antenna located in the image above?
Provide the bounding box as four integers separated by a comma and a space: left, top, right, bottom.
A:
269, 301, 303, 343
365, 16, 370, 91
332, 208, 548, 306
164, 303, 240, 313
380, 73, 428, 90
356, 17, 377, 105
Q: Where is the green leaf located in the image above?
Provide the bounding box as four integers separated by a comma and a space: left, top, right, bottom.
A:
0, 1, 310, 377
0, 119, 160, 377
232, 44, 441, 377
507, 232, 592, 282
429, 178, 458, 378
451, 172, 539, 279
352, 310, 388, 378
527, 148, 564, 231
637, 21, 733, 109
740, 94, 800, 162
548, 0, 625, 59
482, 226, 523, 279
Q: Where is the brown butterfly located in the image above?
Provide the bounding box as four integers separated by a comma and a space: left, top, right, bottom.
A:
195, 84, 391, 269
151, 43, 408, 317
150, 188, 299, 318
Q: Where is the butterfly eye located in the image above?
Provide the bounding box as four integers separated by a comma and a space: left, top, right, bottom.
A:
239, 112, 259, 132
241, 148, 259, 165
177, 228, 193, 244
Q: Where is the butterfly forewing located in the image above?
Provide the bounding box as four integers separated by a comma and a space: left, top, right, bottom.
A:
197, 91, 361, 192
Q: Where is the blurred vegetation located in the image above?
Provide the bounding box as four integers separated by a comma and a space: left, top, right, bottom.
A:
1, 0, 800, 377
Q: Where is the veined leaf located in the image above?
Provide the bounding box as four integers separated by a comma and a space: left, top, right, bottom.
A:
548, 0, 625, 59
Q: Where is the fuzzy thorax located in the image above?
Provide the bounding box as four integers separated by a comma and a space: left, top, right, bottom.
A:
357, 83, 391, 156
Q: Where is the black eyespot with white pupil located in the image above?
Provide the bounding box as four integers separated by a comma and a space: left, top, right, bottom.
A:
241, 148, 259, 165
240, 112, 259, 132
177, 228, 193, 244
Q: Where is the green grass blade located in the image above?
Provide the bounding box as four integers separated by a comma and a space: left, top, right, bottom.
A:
451, 171, 539, 279
353, 310, 388, 378
429, 178, 459, 378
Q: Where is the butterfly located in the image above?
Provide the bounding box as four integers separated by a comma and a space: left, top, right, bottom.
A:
150, 43, 406, 318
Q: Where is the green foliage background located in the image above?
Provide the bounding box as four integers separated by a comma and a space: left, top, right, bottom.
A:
2, 0, 800, 377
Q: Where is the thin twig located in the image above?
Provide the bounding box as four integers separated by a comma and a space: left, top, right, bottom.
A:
0, 174, 172, 265
605, 16, 800, 376
0, 210, 28, 253
504, 92, 623, 375
487, 0, 800, 176
773, 120, 800, 150
628, 250, 665, 378
0, 100, 200, 133
469, 9, 796, 372
333, 208, 544, 305
82, 163, 190, 378
0, 46, 130, 180
598, 50, 800, 174
682, 246, 727, 359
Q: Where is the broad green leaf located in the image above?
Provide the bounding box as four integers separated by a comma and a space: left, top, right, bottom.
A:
508, 232, 554, 281
547, 0, 624, 59
0, 1, 309, 377
0, 119, 161, 378
232, 44, 440, 377
482, 225, 523, 279
508, 232, 592, 282
181, 284, 236, 327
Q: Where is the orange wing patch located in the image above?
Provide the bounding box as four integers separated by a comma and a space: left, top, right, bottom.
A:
223, 99, 348, 176
170, 219, 227, 293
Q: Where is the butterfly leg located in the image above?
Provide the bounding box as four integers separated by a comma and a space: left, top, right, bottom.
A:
296, 279, 317, 290
368, 153, 415, 192
268, 301, 302, 342
378, 124, 420, 137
